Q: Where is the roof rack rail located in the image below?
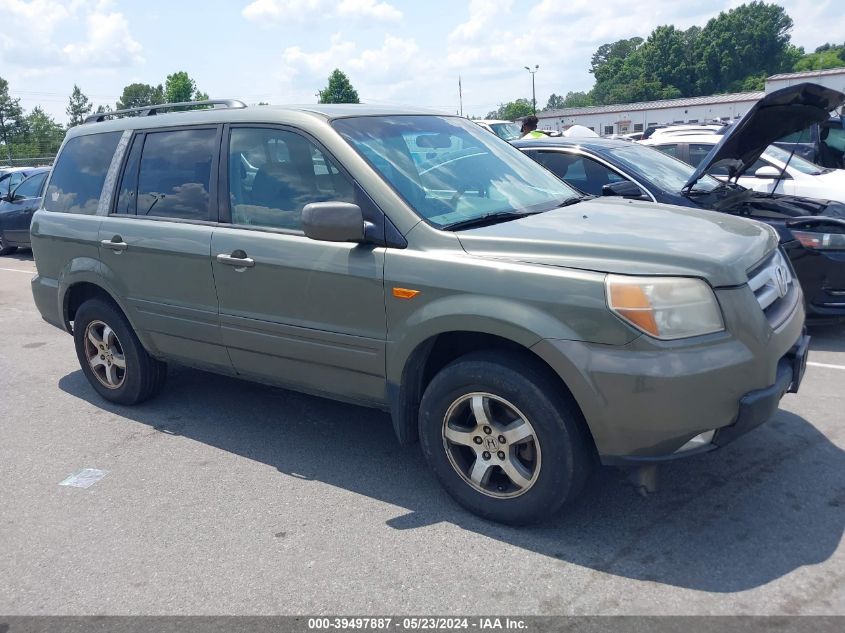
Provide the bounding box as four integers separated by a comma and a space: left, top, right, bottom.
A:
84, 99, 248, 124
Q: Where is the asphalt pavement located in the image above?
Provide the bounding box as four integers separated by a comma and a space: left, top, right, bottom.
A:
1, 252, 843, 615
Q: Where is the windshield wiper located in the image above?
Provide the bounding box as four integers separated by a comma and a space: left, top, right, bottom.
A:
441, 210, 545, 231
556, 195, 589, 207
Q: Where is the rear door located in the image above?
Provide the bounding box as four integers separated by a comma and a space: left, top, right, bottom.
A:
211, 125, 387, 404
3, 171, 47, 245
98, 126, 230, 371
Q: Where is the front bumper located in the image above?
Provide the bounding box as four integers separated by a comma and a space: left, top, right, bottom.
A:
712, 334, 808, 448
531, 284, 807, 463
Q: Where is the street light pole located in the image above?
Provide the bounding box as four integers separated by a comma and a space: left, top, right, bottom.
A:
524, 65, 539, 114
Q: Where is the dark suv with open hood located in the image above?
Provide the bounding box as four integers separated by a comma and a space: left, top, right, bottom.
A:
517, 83, 845, 321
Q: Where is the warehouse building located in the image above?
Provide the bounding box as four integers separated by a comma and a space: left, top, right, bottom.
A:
536, 67, 845, 136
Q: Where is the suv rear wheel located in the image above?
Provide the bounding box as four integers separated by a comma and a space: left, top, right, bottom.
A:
419, 351, 593, 525
73, 298, 167, 405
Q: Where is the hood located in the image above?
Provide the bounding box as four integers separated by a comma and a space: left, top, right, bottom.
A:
684, 82, 845, 189
456, 197, 778, 287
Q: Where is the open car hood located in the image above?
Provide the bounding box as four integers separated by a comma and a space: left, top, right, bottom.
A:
684, 82, 845, 189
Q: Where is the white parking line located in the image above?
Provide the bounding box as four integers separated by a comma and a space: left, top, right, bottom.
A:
808, 361, 845, 371
0, 267, 34, 274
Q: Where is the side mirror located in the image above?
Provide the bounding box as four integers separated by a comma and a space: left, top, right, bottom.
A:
302, 202, 365, 243
0, 194, 11, 203
754, 165, 782, 179
602, 180, 647, 199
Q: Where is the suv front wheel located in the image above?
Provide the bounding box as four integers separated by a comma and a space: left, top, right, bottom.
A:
419, 351, 593, 525
73, 298, 167, 405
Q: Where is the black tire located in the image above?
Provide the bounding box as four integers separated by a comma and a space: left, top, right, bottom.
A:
0, 234, 17, 256
73, 298, 167, 405
419, 351, 593, 525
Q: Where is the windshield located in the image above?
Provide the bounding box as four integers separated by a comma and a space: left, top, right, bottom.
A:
608, 144, 724, 192
765, 145, 824, 175
489, 122, 522, 141
333, 115, 578, 229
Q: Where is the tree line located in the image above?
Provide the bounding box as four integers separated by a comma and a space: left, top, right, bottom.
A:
0, 68, 361, 164
0, 71, 210, 164
488, 2, 845, 119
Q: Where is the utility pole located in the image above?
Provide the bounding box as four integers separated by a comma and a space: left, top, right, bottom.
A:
458, 75, 463, 117
524, 65, 539, 114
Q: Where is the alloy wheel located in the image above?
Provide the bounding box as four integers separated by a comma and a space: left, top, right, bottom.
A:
83, 320, 126, 389
442, 392, 541, 498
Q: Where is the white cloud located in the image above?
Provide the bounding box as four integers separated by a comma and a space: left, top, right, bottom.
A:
337, 0, 402, 22
62, 10, 143, 66
0, 0, 143, 70
242, 0, 326, 22
277, 32, 431, 103
242, 0, 401, 23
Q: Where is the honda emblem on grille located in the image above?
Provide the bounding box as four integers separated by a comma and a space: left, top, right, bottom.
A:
774, 266, 788, 298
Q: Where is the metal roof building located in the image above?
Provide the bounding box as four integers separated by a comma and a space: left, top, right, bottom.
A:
536, 67, 845, 136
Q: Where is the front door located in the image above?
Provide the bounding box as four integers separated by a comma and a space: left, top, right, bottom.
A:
211, 125, 387, 404
98, 126, 230, 371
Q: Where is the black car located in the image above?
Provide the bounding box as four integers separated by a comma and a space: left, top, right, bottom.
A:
0, 167, 50, 255
514, 83, 845, 321
0, 166, 47, 200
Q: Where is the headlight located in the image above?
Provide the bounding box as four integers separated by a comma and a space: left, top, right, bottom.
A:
606, 275, 725, 340
792, 230, 845, 251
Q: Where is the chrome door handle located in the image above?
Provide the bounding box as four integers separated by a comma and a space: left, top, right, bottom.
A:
101, 239, 128, 252
216, 253, 255, 268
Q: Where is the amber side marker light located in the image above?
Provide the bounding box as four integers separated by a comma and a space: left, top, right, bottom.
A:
393, 287, 421, 300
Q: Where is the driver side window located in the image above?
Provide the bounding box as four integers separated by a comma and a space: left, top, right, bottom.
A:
228, 127, 354, 231
534, 151, 625, 196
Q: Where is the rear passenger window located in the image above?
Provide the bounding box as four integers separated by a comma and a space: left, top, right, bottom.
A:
653, 144, 679, 158
688, 144, 714, 168
45, 131, 122, 214
228, 127, 354, 231
114, 135, 143, 215
134, 129, 216, 220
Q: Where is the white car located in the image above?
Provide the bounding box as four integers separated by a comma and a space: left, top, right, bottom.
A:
475, 119, 522, 141
643, 124, 723, 139
641, 134, 845, 204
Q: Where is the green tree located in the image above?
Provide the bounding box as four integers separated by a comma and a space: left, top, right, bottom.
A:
639, 26, 697, 96
589, 37, 643, 76
545, 93, 565, 110
693, 2, 797, 94
66, 84, 92, 127
545, 92, 594, 110
318, 69, 360, 104
485, 99, 533, 120
561, 91, 593, 108
164, 71, 205, 103
12, 107, 65, 158
0, 77, 25, 160
116, 83, 164, 111
794, 49, 845, 71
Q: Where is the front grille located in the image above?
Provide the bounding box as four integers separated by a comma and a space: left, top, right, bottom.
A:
747, 249, 798, 328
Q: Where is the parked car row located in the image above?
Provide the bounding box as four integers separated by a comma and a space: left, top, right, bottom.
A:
509, 84, 845, 323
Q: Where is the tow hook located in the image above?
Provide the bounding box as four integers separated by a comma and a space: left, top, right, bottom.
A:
627, 464, 660, 497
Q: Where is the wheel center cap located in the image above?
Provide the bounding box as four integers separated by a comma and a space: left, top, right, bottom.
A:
483, 436, 499, 451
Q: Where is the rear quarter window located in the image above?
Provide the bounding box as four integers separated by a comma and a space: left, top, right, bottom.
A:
45, 131, 122, 214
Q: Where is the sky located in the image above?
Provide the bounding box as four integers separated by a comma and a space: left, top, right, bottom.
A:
0, 0, 840, 124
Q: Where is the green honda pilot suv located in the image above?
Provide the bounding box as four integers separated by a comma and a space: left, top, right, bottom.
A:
30, 100, 809, 524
